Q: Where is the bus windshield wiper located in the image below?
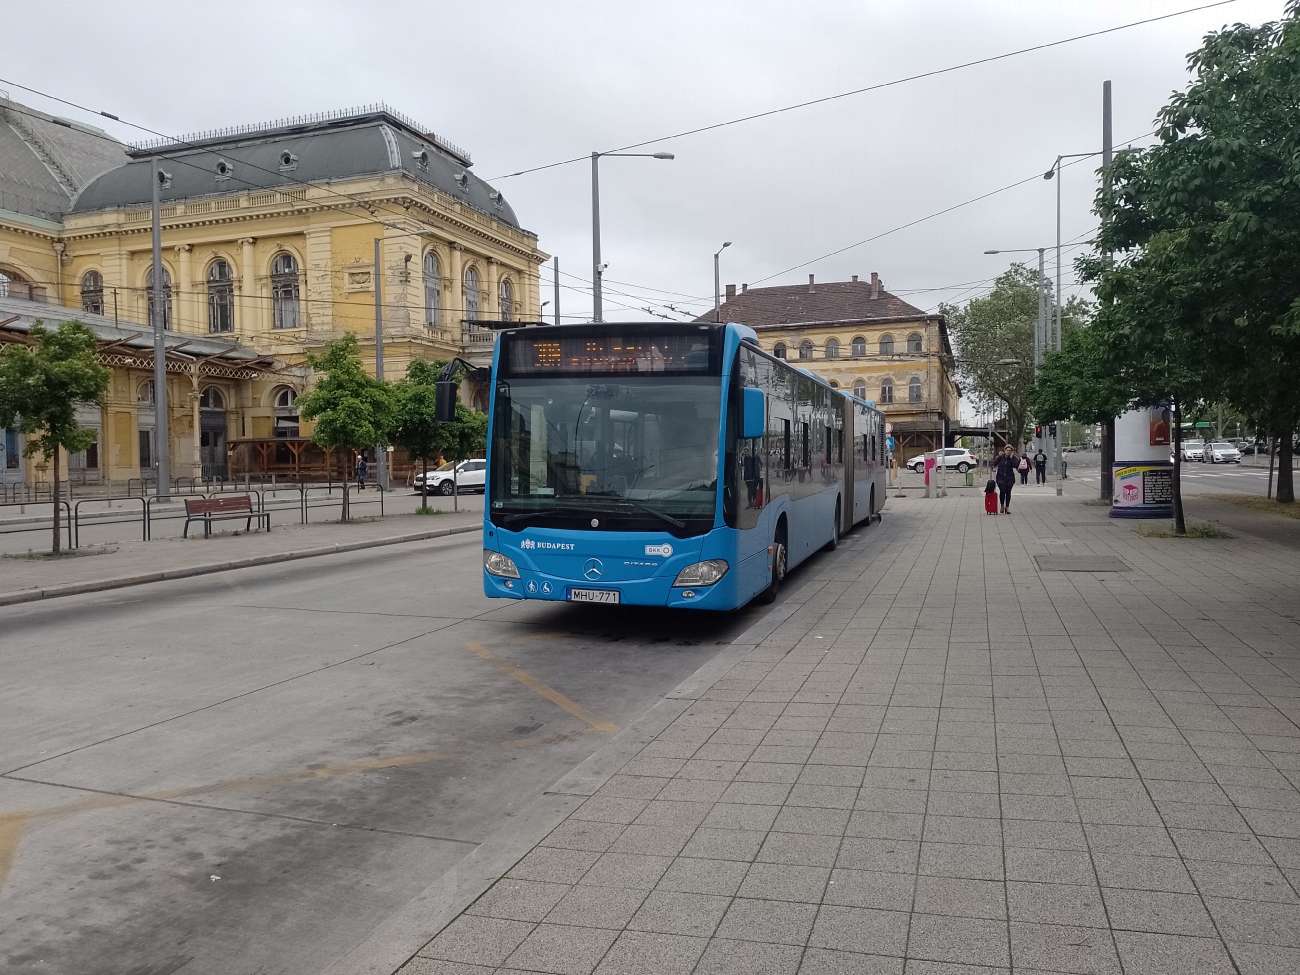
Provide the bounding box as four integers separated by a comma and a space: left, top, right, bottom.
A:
498, 507, 578, 526
497, 499, 686, 530
593, 497, 686, 529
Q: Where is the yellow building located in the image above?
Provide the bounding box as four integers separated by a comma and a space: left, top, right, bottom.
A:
705, 273, 960, 462
0, 99, 547, 488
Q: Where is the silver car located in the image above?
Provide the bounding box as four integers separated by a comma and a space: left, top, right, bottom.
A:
1206, 442, 1241, 464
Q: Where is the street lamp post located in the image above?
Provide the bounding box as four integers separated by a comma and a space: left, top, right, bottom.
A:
591, 151, 674, 322
713, 241, 731, 322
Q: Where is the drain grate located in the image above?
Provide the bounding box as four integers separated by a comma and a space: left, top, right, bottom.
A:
1034, 555, 1129, 572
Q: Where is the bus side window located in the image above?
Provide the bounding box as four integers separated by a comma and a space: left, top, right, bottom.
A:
801, 422, 810, 469
870, 434, 876, 467
782, 418, 792, 472
837, 428, 844, 465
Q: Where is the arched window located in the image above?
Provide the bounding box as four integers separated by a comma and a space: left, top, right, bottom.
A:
851, 336, 866, 357
464, 266, 480, 321
908, 376, 923, 402
829, 380, 840, 388
0, 271, 9, 298
798, 341, 814, 360
879, 378, 894, 404
271, 253, 300, 329
199, 387, 225, 410
907, 332, 923, 354
824, 338, 840, 359
207, 260, 234, 333
147, 266, 172, 330
81, 271, 104, 315
773, 342, 786, 359
879, 334, 895, 356
272, 387, 299, 438
423, 252, 441, 325
137, 380, 155, 405
499, 277, 513, 322
273, 387, 297, 409
853, 380, 867, 400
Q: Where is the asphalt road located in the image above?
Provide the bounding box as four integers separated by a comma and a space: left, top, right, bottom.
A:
0, 530, 790, 975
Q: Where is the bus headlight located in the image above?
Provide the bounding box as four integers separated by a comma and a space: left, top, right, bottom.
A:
673, 559, 729, 587
484, 550, 521, 579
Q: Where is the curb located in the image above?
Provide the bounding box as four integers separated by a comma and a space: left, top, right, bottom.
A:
0, 524, 481, 607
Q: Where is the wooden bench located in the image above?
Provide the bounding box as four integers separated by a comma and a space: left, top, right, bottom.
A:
183, 495, 270, 538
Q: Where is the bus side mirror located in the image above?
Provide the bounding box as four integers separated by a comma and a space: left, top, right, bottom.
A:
742, 387, 765, 439
436, 381, 458, 422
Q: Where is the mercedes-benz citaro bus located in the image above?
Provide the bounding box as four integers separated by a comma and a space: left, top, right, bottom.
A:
482, 321, 887, 610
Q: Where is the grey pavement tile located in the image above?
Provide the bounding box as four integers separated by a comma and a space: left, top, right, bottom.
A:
1064, 756, 1139, 778
632, 800, 712, 828
913, 876, 1007, 920
923, 815, 1002, 847
1090, 853, 1195, 893
544, 885, 648, 929
774, 805, 853, 836
1007, 881, 1107, 928
502, 922, 619, 975
590, 930, 707, 975
809, 904, 909, 956
999, 754, 1068, 775
739, 861, 831, 902
572, 796, 652, 825
1075, 797, 1162, 826
680, 827, 767, 862
863, 768, 930, 792
398, 960, 495, 975
753, 745, 817, 763
918, 841, 1004, 881
608, 824, 695, 858
509, 847, 602, 885
620, 756, 688, 778
931, 770, 1000, 793
1000, 794, 1080, 822
1155, 799, 1251, 832
1205, 897, 1300, 946
468, 879, 570, 922
1083, 823, 1178, 857
737, 761, 803, 783
1240, 807, 1300, 839
857, 787, 929, 814
846, 810, 925, 841
1002, 820, 1088, 851
596, 775, 670, 800
655, 856, 749, 896
798, 947, 904, 974
1005, 848, 1097, 886
1262, 835, 1300, 868
720, 780, 795, 805
798, 764, 868, 786
715, 897, 818, 945
1009, 921, 1122, 975
695, 742, 758, 762
924, 792, 1002, 819
1185, 859, 1299, 903
825, 867, 915, 910
1101, 888, 1216, 937
1111, 931, 1236, 975
578, 853, 673, 890
1170, 827, 1274, 864
931, 751, 999, 772
654, 778, 730, 803
678, 759, 745, 781
1227, 942, 1300, 975
836, 836, 921, 874
902, 962, 1008, 975
693, 938, 805, 975
758, 831, 843, 867
627, 890, 731, 938
905, 913, 1009, 967
543, 820, 626, 853
701, 802, 782, 831
788, 783, 860, 808
420, 915, 535, 967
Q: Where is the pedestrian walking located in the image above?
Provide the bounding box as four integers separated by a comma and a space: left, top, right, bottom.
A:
1034, 447, 1047, 484
355, 454, 367, 492
993, 444, 1019, 513
1018, 450, 1031, 485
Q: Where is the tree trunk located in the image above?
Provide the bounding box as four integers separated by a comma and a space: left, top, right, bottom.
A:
52, 447, 61, 555
1278, 427, 1295, 504
1100, 416, 1115, 500
342, 449, 351, 522
1172, 399, 1186, 535
421, 455, 429, 510
1268, 436, 1276, 499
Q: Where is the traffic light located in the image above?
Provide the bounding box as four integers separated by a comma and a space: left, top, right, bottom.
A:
1049, 423, 1058, 438
1035, 425, 1044, 439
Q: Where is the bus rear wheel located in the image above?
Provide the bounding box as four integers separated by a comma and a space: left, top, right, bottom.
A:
759, 531, 787, 604
824, 499, 841, 552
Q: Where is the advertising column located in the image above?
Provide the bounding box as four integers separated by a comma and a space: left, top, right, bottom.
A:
1110, 405, 1173, 519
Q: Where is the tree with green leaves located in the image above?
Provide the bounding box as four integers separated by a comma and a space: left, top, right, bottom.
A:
941, 264, 1090, 446
295, 333, 395, 521
1090, 3, 1300, 502
0, 321, 110, 554
391, 358, 490, 510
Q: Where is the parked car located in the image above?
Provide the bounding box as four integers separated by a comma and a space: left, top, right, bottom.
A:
1181, 440, 1205, 462
1205, 442, 1241, 464
906, 447, 977, 474
413, 459, 487, 495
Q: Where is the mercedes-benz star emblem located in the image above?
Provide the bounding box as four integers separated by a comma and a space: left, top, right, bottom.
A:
583, 558, 604, 580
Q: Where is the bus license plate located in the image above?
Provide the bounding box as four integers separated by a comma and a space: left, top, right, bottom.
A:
567, 588, 620, 604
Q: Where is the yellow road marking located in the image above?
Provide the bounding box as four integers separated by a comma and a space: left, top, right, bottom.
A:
0, 814, 25, 891
467, 641, 619, 733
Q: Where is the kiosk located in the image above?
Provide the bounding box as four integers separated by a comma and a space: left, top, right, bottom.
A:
1110, 405, 1174, 519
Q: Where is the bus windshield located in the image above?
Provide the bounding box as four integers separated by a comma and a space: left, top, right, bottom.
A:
489, 376, 722, 536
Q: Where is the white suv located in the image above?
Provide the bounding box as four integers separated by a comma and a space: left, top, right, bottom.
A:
1181, 440, 1205, 462
907, 448, 977, 474
413, 459, 487, 495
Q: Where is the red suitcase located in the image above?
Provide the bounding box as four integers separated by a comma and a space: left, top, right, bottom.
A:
985, 491, 999, 515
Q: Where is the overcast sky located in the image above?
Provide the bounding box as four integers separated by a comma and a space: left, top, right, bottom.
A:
5, 0, 1286, 327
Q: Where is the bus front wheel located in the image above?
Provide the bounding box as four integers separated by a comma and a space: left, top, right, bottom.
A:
759, 531, 787, 604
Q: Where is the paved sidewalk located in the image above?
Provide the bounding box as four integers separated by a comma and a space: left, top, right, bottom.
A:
396, 492, 1300, 975
0, 506, 482, 603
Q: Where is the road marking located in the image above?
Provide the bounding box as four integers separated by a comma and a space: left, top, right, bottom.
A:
0, 814, 24, 891
466, 641, 619, 733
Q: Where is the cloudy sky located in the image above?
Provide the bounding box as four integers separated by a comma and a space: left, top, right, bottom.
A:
5, 0, 1286, 325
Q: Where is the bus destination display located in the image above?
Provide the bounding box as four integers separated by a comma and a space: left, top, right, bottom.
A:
505, 328, 716, 375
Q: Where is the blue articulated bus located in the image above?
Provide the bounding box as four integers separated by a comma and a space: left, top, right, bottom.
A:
482, 321, 887, 610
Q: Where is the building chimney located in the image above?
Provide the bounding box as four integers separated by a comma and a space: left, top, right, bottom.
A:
725, 284, 736, 301
851, 274, 858, 283
808, 274, 815, 292
741, 283, 748, 292
871, 272, 880, 299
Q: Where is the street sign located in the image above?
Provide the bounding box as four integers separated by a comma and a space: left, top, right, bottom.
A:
886, 436, 895, 451
885, 422, 893, 434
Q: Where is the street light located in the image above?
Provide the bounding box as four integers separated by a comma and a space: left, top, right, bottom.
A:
591, 150, 675, 322
714, 241, 732, 322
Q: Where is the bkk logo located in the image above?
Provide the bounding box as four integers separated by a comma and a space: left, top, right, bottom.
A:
519, 539, 576, 551
644, 543, 673, 557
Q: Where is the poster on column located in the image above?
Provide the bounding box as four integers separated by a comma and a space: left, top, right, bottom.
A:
1113, 464, 1173, 511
